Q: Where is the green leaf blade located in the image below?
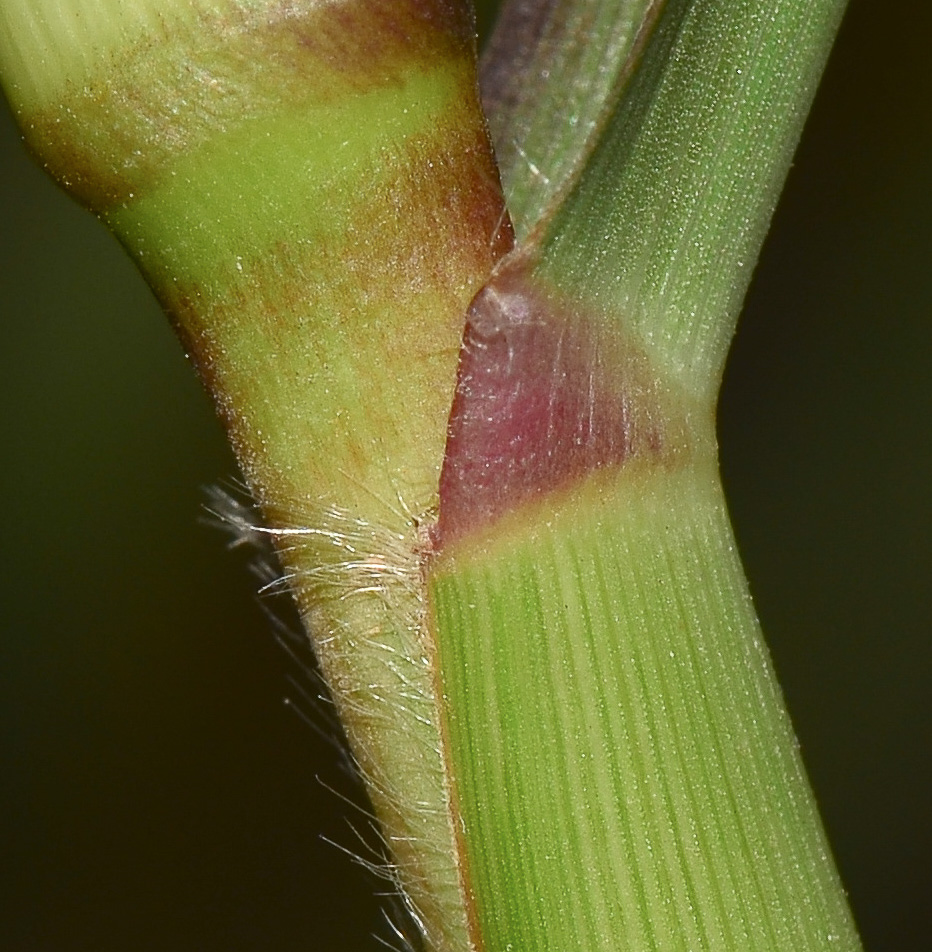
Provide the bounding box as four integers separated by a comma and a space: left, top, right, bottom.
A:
481, 0, 661, 241
1, 3, 512, 948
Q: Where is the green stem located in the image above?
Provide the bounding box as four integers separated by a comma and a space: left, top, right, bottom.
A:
430, 460, 860, 950
423, 0, 860, 948
536, 0, 849, 397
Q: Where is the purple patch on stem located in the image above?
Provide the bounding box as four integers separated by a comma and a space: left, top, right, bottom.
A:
435, 262, 652, 546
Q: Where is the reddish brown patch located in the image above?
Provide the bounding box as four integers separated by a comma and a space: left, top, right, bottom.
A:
149, 114, 513, 496
26, 0, 480, 211
388, 124, 514, 294
290, 0, 475, 71
435, 261, 662, 547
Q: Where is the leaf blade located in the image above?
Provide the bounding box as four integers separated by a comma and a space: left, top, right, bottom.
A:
480, 0, 662, 240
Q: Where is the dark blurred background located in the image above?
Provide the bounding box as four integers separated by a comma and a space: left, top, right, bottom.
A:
1, 1, 928, 949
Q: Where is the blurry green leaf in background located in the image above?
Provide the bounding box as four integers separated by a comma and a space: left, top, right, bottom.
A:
0, 1, 929, 949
